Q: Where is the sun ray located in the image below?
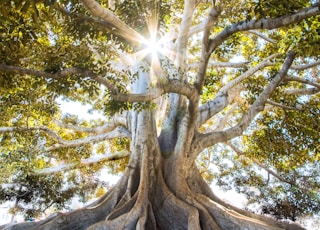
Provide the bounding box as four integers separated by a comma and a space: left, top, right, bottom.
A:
117, 1, 176, 86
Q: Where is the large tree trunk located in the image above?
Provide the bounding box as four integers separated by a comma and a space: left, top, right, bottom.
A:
1, 109, 305, 230
1, 60, 306, 230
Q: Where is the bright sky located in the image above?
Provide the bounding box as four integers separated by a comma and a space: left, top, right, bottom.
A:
57, 98, 105, 120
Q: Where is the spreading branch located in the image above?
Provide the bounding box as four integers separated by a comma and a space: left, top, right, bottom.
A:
35, 150, 130, 175
285, 75, 320, 89
46, 126, 131, 151
55, 113, 128, 134
246, 30, 277, 44
197, 54, 277, 126
0, 62, 201, 104
0, 126, 131, 151
0, 64, 118, 94
284, 87, 320, 95
266, 100, 303, 111
80, 0, 144, 46
194, 7, 220, 92
193, 51, 295, 156
291, 60, 320, 70
208, 5, 320, 54
175, 0, 199, 68
189, 61, 250, 70
0, 126, 64, 143
110, 78, 199, 102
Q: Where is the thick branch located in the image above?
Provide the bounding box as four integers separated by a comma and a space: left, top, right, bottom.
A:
220, 54, 278, 91
0, 126, 131, 151
184, 7, 221, 136
165, 79, 198, 101
112, 88, 163, 102
185, 3, 220, 39
46, 127, 131, 151
55, 113, 127, 134
175, 0, 198, 68
80, 0, 144, 46
0, 64, 118, 94
193, 51, 295, 155
35, 150, 129, 175
0, 64, 196, 102
0, 64, 198, 105
111, 79, 198, 103
198, 55, 277, 126
194, 7, 220, 92
208, 5, 320, 54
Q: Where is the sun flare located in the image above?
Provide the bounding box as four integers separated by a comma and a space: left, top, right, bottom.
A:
145, 38, 162, 56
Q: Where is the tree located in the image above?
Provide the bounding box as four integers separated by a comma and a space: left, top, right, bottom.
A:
0, 0, 319, 229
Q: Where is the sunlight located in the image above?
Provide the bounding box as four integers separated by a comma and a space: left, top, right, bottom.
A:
138, 31, 168, 62
144, 36, 162, 57
119, 9, 176, 82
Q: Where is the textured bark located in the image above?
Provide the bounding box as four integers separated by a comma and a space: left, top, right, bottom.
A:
2, 108, 306, 230
1, 1, 318, 229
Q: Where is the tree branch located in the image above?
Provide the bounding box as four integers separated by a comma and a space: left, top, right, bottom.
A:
225, 142, 296, 186
187, 0, 221, 38
0, 126, 131, 151
80, 0, 144, 46
208, 5, 320, 54
189, 61, 250, 70
35, 150, 130, 175
194, 7, 220, 92
284, 87, 320, 95
193, 51, 295, 155
0, 62, 200, 105
55, 112, 128, 134
219, 54, 278, 93
291, 60, 320, 70
197, 54, 277, 126
175, 0, 198, 68
266, 100, 303, 111
285, 75, 320, 89
0, 64, 118, 94
46, 126, 131, 151
112, 79, 198, 103
246, 30, 277, 44
0, 126, 64, 143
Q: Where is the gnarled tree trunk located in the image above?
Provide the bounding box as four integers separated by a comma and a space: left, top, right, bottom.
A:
1, 108, 305, 230
2, 0, 319, 229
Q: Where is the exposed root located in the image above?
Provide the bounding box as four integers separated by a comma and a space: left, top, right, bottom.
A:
186, 165, 306, 230
3, 148, 307, 230
86, 141, 155, 229
153, 168, 205, 230
196, 194, 283, 230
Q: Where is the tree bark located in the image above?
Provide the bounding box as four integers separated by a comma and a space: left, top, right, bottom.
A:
1, 1, 316, 228
1, 107, 306, 230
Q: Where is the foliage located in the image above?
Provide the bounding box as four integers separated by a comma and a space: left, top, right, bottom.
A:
208, 97, 320, 221
0, 0, 319, 226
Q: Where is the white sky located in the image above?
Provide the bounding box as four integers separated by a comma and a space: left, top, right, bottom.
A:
57, 98, 105, 120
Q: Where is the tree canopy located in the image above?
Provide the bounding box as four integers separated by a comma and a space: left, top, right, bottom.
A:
0, 0, 319, 229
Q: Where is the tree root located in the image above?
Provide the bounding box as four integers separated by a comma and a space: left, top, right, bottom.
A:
3, 150, 307, 230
